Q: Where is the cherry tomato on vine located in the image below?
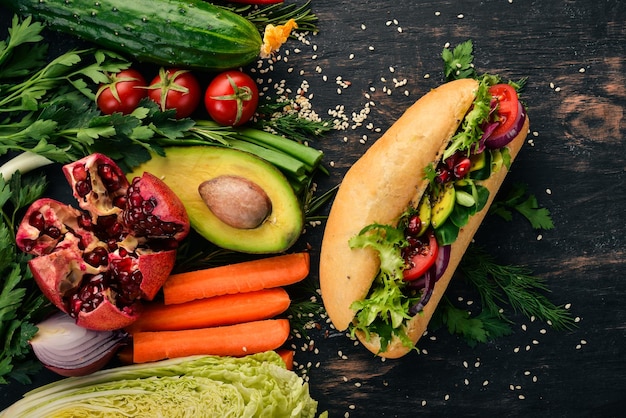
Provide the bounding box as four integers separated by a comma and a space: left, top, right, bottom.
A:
147, 68, 201, 119
204, 70, 259, 126
487, 83, 523, 144
96, 69, 147, 115
402, 231, 439, 281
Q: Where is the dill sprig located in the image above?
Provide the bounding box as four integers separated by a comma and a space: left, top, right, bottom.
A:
460, 245, 575, 330
432, 245, 575, 346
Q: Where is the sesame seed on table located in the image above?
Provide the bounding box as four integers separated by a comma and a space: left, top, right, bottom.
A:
1, 1, 625, 417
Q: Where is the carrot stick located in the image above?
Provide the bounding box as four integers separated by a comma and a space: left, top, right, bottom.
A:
163, 252, 310, 305
132, 319, 291, 363
276, 349, 295, 370
125, 288, 291, 334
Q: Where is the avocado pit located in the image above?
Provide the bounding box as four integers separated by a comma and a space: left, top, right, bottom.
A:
198, 175, 272, 229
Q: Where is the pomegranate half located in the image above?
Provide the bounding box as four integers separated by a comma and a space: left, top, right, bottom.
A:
16, 153, 189, 331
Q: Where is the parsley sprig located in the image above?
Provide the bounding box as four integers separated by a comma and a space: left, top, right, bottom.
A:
0, 172, 51, 384
442, 39, 477, 81
490, 183, 555, 230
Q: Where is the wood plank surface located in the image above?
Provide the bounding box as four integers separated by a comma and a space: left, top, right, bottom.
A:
0, 1, 624, 417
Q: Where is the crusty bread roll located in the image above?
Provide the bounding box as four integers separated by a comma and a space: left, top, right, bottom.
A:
319, 78, 529, 358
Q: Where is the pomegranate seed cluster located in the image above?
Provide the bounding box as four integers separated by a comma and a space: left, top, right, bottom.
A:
15, 153, 189, 331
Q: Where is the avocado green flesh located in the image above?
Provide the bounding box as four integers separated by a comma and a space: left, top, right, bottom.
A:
416, 194, 431, 236
431, 183, 456, 228
128, 147, 304, 254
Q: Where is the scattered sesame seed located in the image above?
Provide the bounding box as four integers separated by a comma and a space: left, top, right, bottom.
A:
579, 67, 586, 73
522, 324, 527, 331
519, 394, 526, 400
464, 378, 470, 385
457, 14, 464, 19
435, 11, 441, 16
354, 382, 362, 388
421, 400, 427, 406
444, 394, 450, 401
546, 188, 552, 195
483, 380, 489, 386
565, 303, 572, 309
463, 361, 469, 368
361, 23, 366, 30
537, 234, 543, 241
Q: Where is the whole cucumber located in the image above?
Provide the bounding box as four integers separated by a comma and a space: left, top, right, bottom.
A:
1, 0, 263, 70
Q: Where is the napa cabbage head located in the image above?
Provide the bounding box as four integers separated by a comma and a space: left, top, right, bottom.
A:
2, 351, 324, 418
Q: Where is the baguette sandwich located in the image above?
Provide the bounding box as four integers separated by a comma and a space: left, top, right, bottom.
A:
319, 77, 529, 358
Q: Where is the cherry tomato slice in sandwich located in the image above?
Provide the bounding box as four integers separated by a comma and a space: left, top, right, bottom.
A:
403, 231, 439, 281
488, 83, 521, 140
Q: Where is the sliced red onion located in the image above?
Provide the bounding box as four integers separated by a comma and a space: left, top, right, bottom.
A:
408, 245, 451, 315
409, 266, 435, 315
433, 244, 451, 280
30, 311, 127, 377
484, 101, 527, 149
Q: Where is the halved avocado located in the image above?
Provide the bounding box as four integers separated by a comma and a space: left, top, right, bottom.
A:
127, 146, 304, 254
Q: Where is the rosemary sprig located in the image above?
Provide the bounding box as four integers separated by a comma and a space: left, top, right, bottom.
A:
228, 1, 319, 33
255, 112, 334, 144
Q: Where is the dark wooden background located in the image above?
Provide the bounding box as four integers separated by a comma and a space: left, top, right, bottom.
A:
1, 1, 625, 417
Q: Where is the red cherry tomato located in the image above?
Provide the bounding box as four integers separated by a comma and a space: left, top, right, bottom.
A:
147, 68, 201, 119
403, 231, 439, 281
204, 70, 259, 126
488, 83, 521, 140
96, 69, 147, 115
